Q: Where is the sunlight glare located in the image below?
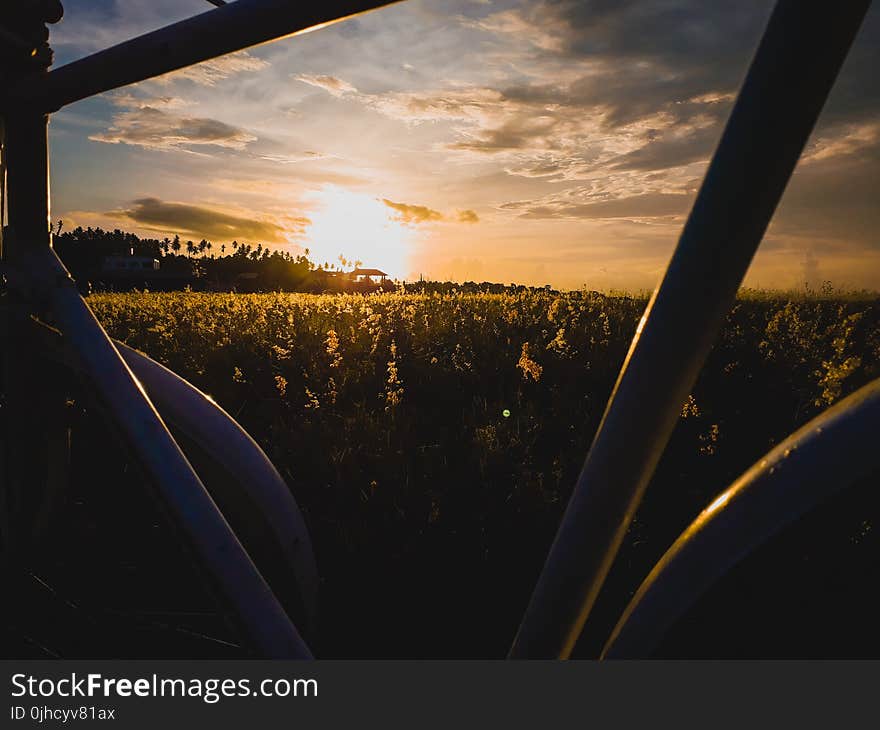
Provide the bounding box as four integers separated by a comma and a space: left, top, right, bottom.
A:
304, 186, 417, 280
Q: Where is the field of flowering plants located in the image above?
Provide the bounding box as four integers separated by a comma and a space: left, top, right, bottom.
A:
83, 289, 880, 657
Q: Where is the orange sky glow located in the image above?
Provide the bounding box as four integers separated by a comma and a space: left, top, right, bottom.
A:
48, 0, 880, 290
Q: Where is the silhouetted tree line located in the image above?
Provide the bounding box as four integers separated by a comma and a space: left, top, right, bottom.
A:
53, 226, 320, 292
53, 226, 559, 294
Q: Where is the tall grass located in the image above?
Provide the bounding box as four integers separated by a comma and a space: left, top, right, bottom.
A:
88, 290, 880, 657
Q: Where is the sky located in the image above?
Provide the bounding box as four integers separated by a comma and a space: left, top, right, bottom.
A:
46, 0, 880, 290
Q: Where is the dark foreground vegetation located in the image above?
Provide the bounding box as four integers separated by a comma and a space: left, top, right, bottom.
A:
5, 289, 879, 658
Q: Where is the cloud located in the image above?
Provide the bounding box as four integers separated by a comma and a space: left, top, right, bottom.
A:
801, 122, 880, 164
478, 1, 772, 121
368, 86, 506, 123
768, 145, 880, 246
295, 74, 358, 97
381, 199, 479, 225
468, 1, 880, 158
502, 191, 691, 221
382, 199, 445, 224
358, 0, 771, 171
470, 8, 565, 53
155, 51, 270, 86
107, 93, 183, 110
106, 197, 306, 243
259, 151, 330, 164
360, 76, 732, 187
351, 0, 879, 239
90, 99, 256, 152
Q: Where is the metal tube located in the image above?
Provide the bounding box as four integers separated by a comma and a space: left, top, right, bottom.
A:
1, 111, 51, 556
2, 112, 51, 254
116, 341, 320, 642
19, 245, 314, 658
509, 0, 872, 659
602, 377, 880, 659
3, 0, 400, 113
28, 317, 321, 641
2, 0, 320, 657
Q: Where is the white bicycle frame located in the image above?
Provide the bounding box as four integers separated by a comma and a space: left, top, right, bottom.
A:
0, 0, 874, 659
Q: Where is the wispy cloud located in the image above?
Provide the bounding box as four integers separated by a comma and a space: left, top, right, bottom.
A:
259, 151, 331, 164
154, 51, 270, 86
294, 74, 358, 97
802, 122, 880, 164
501, 191, 691, 221
90, 95, 256, 152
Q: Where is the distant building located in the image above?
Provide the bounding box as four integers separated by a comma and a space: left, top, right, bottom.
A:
308, 266, 396, 293
92, 253, 196, 292
348, 268, 389, 285
101, 255, 160, 273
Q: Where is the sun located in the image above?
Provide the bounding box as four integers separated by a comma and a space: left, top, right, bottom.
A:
303, 186, 416, 280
